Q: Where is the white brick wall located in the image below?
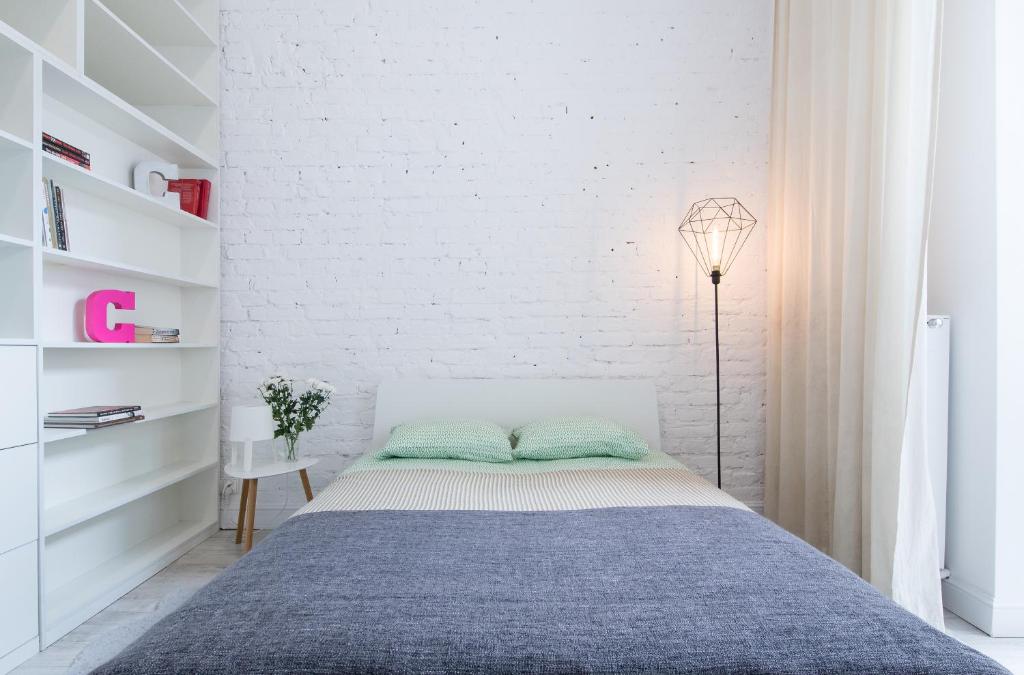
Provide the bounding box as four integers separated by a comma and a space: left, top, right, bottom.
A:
219, 0, 773, 527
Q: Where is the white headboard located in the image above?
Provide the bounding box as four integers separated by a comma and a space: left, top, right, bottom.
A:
371, 379, 661, 451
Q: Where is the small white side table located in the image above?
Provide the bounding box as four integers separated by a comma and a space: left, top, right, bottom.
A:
224, 457, 319, 552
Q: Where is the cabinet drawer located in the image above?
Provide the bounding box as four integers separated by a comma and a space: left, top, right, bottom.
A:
0, 542, 38, 659
0, 444, 37, 555
0, 347, 36, 450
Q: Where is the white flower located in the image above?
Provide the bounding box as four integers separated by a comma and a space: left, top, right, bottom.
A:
304, 378, 334, 394
314, 380, 336, 394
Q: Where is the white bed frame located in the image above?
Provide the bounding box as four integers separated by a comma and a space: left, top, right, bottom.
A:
372, 379, 661, 452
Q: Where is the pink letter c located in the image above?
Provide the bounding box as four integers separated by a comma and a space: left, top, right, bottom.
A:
85, 290, 136, 343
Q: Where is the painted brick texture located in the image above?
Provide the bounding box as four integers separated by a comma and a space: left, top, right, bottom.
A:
219, 0, 773, 526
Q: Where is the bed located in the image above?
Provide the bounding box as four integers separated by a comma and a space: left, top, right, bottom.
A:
94, 379, 1007, 674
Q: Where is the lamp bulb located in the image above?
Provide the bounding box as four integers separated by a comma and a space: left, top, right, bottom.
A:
710, 226, 723, 271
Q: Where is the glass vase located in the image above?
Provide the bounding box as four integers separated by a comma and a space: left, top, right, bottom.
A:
276, 434, 300, 462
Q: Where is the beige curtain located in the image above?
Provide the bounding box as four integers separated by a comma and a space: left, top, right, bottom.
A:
766, 0, 944, 625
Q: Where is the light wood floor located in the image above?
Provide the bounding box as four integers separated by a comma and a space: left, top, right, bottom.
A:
15, 530, 266, 674
15, 530, 1024, 674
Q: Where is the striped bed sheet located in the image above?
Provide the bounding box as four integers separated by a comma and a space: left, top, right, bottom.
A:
294, 451, 748, 514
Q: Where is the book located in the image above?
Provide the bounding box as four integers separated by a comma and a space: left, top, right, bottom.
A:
43, 179, 69, 251
135, 326, 180, 336
167, 179, 212, 218
46, 411, 138, 423
42, 144, 91, 170
135, 325, 181, 343
43, 133, 90, 162
44, 416, 145, 430
134, 335, 181, 343
198, 179, 211, 219
42, 133, 91, 170
53, 183, 69, 250
41, 178, 56, 248
47, 405, 142, 417
42, 141, 89, 163
43, 143, 89, 165
45, 179, 64, 250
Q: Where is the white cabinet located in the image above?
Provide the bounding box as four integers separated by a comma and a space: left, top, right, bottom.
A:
0, 346, 37, 672
0, 444, 37, 555
0, 346, 36, 450
0, 543, 38, 667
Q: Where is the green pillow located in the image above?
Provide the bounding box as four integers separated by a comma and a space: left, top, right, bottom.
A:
377, 420, 514, 463
512, 417, 649, 460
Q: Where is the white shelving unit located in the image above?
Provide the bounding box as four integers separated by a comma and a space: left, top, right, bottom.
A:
0, 0, 220, 662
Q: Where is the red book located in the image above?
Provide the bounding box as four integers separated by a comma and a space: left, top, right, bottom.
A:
42, 133, 90, 162
42, 144, 91, 170
167, 179, 211, 218
198, 179, 211, 219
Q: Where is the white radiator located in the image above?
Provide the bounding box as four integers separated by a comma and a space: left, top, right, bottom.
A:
925, 315, 951, 570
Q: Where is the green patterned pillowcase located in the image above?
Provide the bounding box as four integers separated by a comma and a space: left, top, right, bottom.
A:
377, 420, 514, 463
511, 417, 649, 460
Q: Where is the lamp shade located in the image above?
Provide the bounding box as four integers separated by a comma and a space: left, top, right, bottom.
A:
229, 405, 275, 442
677, 197, 756, 277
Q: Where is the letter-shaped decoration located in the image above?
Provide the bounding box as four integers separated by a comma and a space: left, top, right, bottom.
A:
85, 290, 136, 343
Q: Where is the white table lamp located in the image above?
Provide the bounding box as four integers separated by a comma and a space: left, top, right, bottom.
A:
229, 405, 275, 471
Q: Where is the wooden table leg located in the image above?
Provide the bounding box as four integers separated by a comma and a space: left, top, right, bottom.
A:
299, 468, 313, 502
243, 478, 258, 552
235, 478, 250, 544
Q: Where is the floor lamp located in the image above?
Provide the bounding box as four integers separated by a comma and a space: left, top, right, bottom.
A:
677, 197, 757, 489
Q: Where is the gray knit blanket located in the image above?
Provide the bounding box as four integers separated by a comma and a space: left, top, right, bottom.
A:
93, 506, 1008, 674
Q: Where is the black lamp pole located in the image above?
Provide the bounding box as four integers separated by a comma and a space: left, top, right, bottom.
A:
712, 268, 721, 489
677, 197, 756, 492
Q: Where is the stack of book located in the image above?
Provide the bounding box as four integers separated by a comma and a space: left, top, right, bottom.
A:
135, 326, 180, 343
45, 405, 144, 430
42, 132, 90, 170
41, 177, 70, 250
167, 179, 212, 219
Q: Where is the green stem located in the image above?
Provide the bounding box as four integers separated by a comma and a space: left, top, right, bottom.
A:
285, 434, 298, 461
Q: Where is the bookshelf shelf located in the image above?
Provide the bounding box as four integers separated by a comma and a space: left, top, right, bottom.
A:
101, 0, 216, 49
45, 459, 218, 536
44, 518, 217, 644
85, 0, 216, 107
43, 59, 216, 169
43, 401, 219, 443
0, 0, 220, 657
0, 128, 32, 152
0, 3, 77, 70
43, 156, 217, 230
0, 233, 33, 250
0, 338, 36, 347
43, 342, 217, 350
42, 248, 217, 288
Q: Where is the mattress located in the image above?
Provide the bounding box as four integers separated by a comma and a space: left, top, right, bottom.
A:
94, 453, 1009, 674
296, 450, 746, 513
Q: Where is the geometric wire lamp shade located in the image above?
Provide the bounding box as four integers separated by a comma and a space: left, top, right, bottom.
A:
677, 197, 757, 277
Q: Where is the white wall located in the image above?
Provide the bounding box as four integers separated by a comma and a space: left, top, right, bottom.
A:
930, 0, 997, 626
992, 0, 1024, 637
932, 0, 1024, 636
218, 1, 773, 526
